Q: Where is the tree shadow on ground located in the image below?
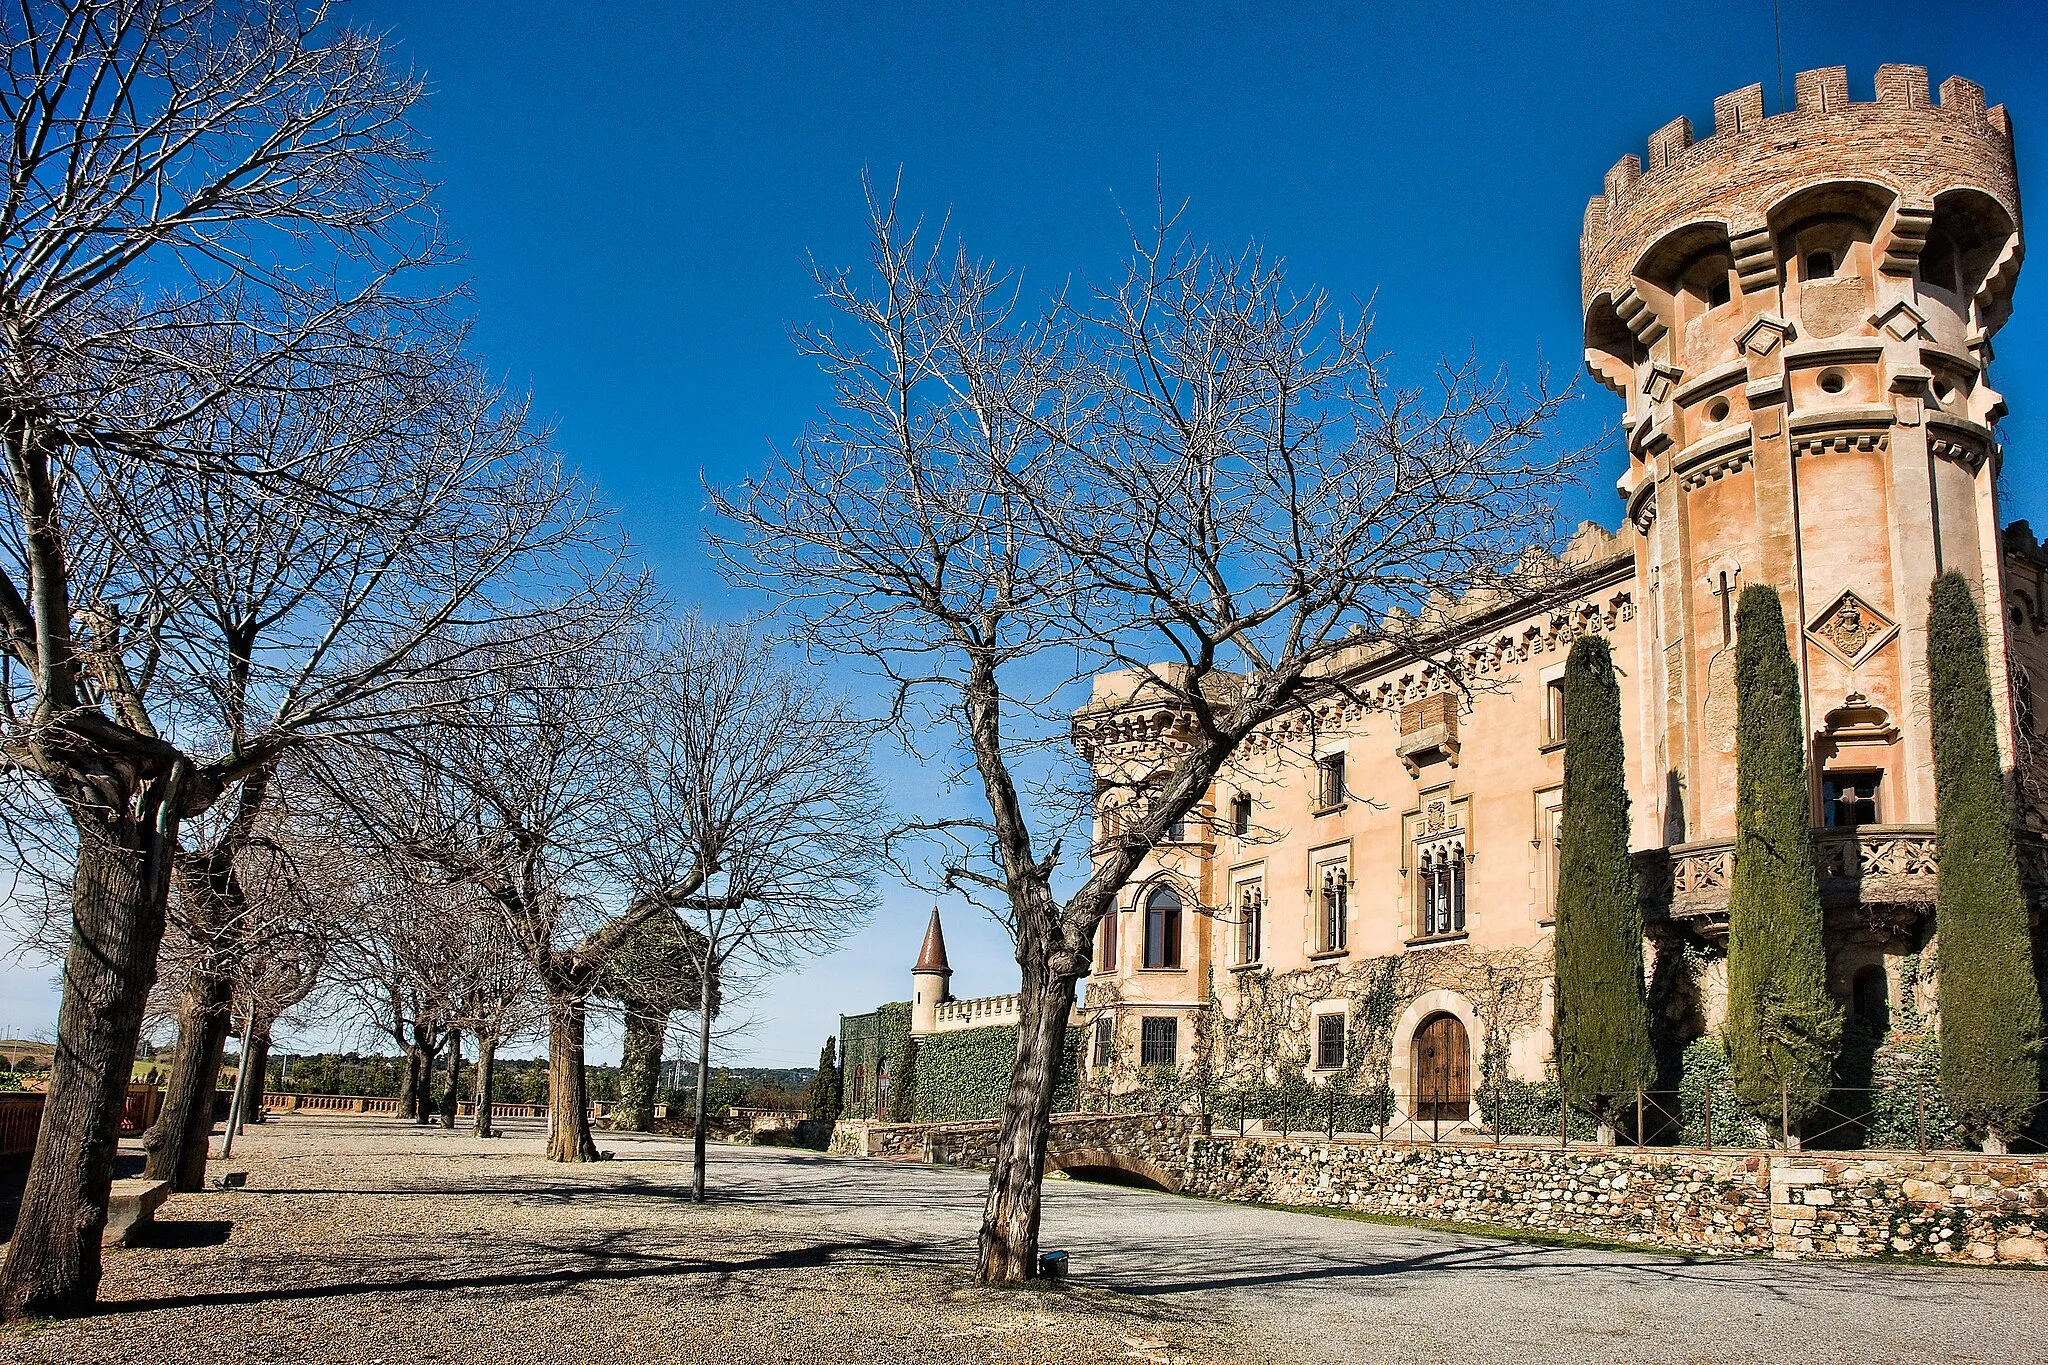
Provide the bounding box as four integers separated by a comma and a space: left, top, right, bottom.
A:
131, 1218, 233, 1249
88, 1235, 936, 1317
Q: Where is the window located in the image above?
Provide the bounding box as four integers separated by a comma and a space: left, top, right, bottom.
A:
1419, 843, 1467, 937
1092, 1016, 1114, 1067
1316, 754, 1346, 809
852, 1064, 864, 1106
1231, 794, 1252, 837
1823, 771, 1881, 828
1717, 569, 1736, 644
1805, 249, 1836, 280
1098, 908, 1119, 970
1139, 1016, 1178, 1067
1142, 888, 1182, 969
1235, 880, 1263, 965
1318, 863, 1349, 953
1165, 811, 1187, 842
1315, 1013, 1347, 1071
1544, 677, 1567, 746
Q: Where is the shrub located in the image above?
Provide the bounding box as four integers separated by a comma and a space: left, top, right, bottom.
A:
1552, 635, 1654, 1120
1926, 571, 2045, 1143
1724, 584, 1841, 1130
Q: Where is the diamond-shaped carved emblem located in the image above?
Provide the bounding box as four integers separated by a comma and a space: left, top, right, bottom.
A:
1870, 300, 1932, 342
1807, 589, 1897, 667
1737, 313, 1794, 357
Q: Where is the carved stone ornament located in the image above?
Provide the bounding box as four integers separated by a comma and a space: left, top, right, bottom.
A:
1425, 799, 1448, 835
1807, 589, 1898, 667
1736, 313, 1794, 357
1871, 300, 1933, 342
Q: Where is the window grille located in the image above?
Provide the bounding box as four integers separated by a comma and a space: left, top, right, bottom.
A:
1140, 1016, 1178, 1067
1316, 754, 1346, 809
1316, 1013, 1347, 1070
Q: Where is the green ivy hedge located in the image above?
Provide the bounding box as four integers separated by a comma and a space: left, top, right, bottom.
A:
907, 1023, 1083, 1121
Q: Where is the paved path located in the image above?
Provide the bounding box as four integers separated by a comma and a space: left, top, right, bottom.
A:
684, 1136, 2044, 1365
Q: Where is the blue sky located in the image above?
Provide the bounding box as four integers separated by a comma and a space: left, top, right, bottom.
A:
8, 0, 2048, 1066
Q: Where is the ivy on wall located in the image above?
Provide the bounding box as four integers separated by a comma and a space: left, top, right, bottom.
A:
837, 1002, 913, 1120
909, 1024, 1083, 1121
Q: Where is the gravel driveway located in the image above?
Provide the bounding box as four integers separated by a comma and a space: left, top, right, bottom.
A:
4, 1116, 2041, 1364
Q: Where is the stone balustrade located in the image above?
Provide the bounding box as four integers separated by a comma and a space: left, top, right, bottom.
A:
933, 993, 1023, 1029
1637, 824, 1960, 936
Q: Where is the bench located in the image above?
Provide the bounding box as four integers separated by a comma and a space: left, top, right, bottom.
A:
103, 1178, 171, 1248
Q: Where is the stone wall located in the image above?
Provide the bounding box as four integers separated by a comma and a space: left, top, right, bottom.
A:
831, 1113, 2048, 1266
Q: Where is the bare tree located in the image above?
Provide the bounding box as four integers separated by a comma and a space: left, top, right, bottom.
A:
314, 629, 731, 1162
449, 898, 544, 1138
0, 0, 627, 1315
715, 189, 1581, 1280
613, 620, 884, 1199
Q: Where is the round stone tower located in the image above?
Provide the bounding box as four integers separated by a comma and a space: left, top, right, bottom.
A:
910, 907, 952, 1036
1581, 64, 2023, 847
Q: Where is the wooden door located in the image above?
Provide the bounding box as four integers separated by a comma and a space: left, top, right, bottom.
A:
1413, 1013, 1470, 1122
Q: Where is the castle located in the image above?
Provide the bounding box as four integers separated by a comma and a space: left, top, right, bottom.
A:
845, 65, 2047, 1131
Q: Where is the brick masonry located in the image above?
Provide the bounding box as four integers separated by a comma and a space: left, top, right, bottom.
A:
832, 1115, 2048, 1265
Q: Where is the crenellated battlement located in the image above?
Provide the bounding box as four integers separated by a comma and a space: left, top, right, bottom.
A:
1581, 65, 2018, 310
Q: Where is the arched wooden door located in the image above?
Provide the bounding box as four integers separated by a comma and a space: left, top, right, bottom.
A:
1412, 1013, 1471, 1122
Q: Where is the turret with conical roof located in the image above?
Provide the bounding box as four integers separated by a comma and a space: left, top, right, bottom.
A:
910, 907, 953, 1035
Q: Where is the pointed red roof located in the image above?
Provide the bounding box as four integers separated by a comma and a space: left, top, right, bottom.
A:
914, 907, 952, 973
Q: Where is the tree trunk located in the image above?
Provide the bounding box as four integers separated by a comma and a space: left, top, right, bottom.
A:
397, 1041, 420, 1120
545, 991, 599, 1162
618, 1001, 666, 1132
472, 1035, 498, 1138
142, 972, 232, 1192
692, 990, 712, 1201
976, 971, 1077, 1284
0, 793, 180, 1320
409, 1023, 441, 1126
242, 1026, 271, 1126
439, 1031, 461, 1129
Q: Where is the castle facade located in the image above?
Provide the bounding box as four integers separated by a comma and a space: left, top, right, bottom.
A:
852, 65, 2046, 1134
1070, 65, 2045, 1127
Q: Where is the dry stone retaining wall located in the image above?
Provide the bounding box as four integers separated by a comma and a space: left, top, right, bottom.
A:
830, 1115, 2048, 1266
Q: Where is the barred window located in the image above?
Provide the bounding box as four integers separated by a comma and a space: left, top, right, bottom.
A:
1316, 1013, 1347, 1070
1316, 754, 1347, 809
1092, 1016, 1114, 1068
1140, 1016, 1178, 1067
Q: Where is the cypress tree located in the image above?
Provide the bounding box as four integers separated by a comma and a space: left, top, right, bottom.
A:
1552, 635, 1654, 1128
806, 1037, 844, 1121
1927, 571, 2044, 1147
1724, 584, 1842, 1130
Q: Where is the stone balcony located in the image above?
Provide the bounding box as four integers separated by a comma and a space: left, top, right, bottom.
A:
1636, 824, 2048, 940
